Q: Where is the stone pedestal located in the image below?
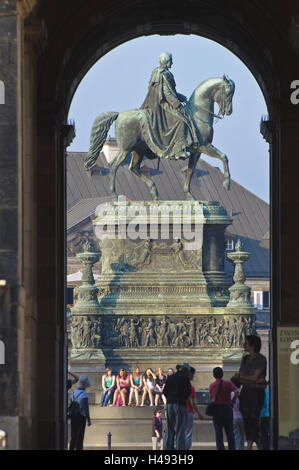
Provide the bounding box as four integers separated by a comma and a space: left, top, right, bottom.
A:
70, 201, 256, 389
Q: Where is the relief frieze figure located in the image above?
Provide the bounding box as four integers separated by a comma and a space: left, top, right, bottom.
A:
94, 314, 256, 350
71, 316, 101, 349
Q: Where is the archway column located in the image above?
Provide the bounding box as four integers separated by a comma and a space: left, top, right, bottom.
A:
35, 99, 66, 448
279, 105, 299, 324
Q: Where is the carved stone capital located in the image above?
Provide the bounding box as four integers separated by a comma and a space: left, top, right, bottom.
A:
23, 16, 47, 57
17, 0, 39, 19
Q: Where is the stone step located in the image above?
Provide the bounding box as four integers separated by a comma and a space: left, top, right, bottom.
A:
69, 404, 216, 449
86, 391, 210, 406
89, 404, 209, 419
84, 416, 214, 446
84, 442, 218, 450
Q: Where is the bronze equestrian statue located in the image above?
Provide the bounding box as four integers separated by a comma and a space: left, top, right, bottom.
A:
84, 52, 235, 200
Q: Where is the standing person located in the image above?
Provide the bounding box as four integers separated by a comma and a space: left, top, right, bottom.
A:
230, 376, 245, 450
209, 367, 237, 450
111, 368, 130, 406
154, 368, 167, 407
260, 386, 270, 450
128, 367, 143, 406
234, 335, 267, 450
185, 366, 205, 450
163, 363, 192, 450
141, 368, 156, 406
100, 367, 116, 406
152, 408, 163, 450
69, 375, 91, 450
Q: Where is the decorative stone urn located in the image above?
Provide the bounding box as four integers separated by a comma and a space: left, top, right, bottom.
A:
226, 239, 253, 308
70, 240, 105, 361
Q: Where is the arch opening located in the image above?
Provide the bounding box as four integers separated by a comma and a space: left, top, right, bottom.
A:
64, 29, 272, 450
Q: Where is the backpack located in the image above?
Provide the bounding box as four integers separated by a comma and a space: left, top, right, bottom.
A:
67, 391, 84, 419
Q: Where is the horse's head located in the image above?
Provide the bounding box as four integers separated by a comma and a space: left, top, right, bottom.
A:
215, 75, 235, 116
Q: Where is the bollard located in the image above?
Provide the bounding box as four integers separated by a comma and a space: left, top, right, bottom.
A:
107, 431, 112, 450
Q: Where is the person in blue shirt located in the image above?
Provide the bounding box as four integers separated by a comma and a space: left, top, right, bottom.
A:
260, 386, 270, 450
69, 375, 91, 450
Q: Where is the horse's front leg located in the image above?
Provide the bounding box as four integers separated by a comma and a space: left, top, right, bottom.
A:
184, 151, 201, 200
201, 143, 230, 190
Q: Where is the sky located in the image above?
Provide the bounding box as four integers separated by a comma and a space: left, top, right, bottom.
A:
67, 34, 269, 203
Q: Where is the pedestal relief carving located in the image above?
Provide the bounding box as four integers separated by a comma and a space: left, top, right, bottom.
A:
100, 238, 202, 273
71, 314, 255, 351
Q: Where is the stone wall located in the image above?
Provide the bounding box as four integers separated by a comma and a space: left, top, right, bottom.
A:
0, 0, 19, 450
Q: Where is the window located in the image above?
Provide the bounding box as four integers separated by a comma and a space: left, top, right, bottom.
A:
226, 239, 234, 251
254, 291, 263, 309
66, 287, 74, 305
263, 291, 270, 308
253, 290, 270, 309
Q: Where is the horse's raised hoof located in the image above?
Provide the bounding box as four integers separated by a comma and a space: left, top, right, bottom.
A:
223, 179, 230, 191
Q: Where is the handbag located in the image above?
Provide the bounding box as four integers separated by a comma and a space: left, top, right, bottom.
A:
205, 380, 223, 417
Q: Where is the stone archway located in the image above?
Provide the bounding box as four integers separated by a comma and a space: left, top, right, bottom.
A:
9, 0, 299, 449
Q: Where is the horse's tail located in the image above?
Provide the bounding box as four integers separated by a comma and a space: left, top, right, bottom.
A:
84, 112, 119, 170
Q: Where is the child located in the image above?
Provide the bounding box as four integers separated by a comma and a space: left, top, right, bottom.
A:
152, 408, 163, 450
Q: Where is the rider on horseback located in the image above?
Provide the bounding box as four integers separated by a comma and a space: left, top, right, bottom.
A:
140, 52, 200, 160
85, 57, 234, 199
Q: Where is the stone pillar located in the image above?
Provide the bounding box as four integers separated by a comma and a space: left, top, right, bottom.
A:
70, 241, 105, 363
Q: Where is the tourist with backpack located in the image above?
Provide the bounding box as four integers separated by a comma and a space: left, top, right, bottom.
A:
69, 375, 91, 450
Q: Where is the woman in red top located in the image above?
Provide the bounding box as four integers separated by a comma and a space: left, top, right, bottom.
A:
209, 367, 238, 450
111, 368, 130, 407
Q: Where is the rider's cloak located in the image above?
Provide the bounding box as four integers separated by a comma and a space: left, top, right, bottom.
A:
139, 66, 200, 160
